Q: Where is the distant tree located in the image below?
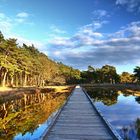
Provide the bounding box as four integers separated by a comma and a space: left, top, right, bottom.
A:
120, 72, 134, 83
134, 66, 140, 83
88, 65, 95, 72
101, 65, 118, 84
80, 66, 96, 83
80, 65, 120, 84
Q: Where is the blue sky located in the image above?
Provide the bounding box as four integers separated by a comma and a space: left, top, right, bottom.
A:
0, 0, 140, 73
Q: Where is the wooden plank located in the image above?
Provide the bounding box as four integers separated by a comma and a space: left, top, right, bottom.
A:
46, 134, 113, 140
42, 86, 119, 140
52, 123, 106, 127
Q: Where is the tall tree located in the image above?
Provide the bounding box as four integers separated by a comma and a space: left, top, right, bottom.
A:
0, 31, 81, 87
134, 66, 140, 83
101, 65, 118, 84
120, 72, 134, 83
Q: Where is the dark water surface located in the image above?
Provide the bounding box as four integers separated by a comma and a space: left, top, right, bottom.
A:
0, 88, 70, 140
86, 87, 140, 140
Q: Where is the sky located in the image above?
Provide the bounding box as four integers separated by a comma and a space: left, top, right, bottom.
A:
0, 0, 140, 74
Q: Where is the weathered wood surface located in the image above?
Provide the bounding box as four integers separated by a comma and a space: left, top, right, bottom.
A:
43, 86, 118, 140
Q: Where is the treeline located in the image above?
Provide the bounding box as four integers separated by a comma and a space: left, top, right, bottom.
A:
80, 65, 120, 84
1, 30, 140, 87
80, 65, 140, 84
0, 32, 81, 87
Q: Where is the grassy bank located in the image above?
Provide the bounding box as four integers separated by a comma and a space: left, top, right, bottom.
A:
82, 83, 140, 96
81, 83, 140, 90
0, 86, 75, 104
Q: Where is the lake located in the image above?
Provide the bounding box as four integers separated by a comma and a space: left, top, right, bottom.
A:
85, 87, 140, 140
0, 86, 72, 140
1, 86, 140, 140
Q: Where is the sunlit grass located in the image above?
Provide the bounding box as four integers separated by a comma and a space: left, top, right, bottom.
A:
46, 85, 74, 93
0, 87, 13, 92
125, 89, 140, 96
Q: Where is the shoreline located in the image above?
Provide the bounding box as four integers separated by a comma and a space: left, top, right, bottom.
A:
81, 83, 140, 90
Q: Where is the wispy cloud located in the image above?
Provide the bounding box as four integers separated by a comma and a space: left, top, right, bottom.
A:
79, 20, 108, 32
0, 11, 33, 36
16, 12, 29, 18
116, 0, 140, 12
48, 36, 74, 47
0, 12, 12, 35
49, 20, 107, 48
0, 11, 41, 50
50, 25, 66, 34
92, 10, 108, 19
47, 21, 140, 69
16, 12, 30, 23
15, 35, 45, 50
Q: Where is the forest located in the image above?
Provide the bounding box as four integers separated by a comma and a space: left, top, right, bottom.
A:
0, 32, 81, 87
1, 31, 140, 87
81, 65, 139, 84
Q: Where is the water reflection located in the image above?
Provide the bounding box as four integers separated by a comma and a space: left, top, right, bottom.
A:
135, 96, 140, 104
120, 118, 140, 140
87, 88, 118, 106
85, 87, 140, 140
0, 87, 71, 140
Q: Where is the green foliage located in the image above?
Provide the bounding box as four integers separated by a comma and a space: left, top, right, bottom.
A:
134, 66, 140, 83
85, 87, 118, 106
1, 30, 139, 86
81, 65, 120, 84
0, 31, 80, 87
120, 72, 134, 83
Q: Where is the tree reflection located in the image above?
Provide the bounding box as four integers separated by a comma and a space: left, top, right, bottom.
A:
120, 118, 140, 140
84, 87, 140, 139
135, 96, 140, 104
0, 87, 72, 140
86, 88, 119, 106
85, 87, 140, 106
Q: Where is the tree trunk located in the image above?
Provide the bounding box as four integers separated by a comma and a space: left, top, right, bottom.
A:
19, 72, 23, 86
2, 70, 8, 87
23, 73, 27, 86
0, 66, 2, 71
10, 76, 14, 87
15, 74, 19, 87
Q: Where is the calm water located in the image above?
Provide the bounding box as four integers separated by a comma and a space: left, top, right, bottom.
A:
86, 87, 140, 140
0, 88, 70, 140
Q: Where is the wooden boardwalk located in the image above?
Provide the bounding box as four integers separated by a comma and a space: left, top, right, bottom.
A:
43, 86, 119, 140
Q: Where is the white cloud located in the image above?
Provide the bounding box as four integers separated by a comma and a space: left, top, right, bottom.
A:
15, 18, 26, 23
78, 27, 103, 38
49, 21, 106, 48
15, 12, 30, 23
14, 35, 46, 50
50, 25, 66, 34
0, 12, 38, 52
92, 10, 108, 19
79, 20, 108, 32
116, 0, 128, 5
0, 12, 12, 35
47, 21, 140, 69
49, 36, 74, 47
82, 30, 103, 38
16, 12, 29, 18
0, 11, 33, 38
0, 13, 6, 19
116, 0, 140, 12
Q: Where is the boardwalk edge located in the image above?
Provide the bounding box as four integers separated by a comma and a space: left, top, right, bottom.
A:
40, 86, 75, 140
82, 87, 123, 140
